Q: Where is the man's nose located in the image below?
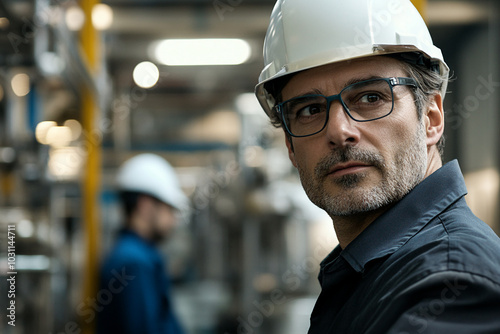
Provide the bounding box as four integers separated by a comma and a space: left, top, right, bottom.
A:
323, 101, 361, 147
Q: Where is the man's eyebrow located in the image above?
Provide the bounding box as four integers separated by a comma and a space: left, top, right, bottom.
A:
343, 75, 384, 88
292, 88, 323, 97
286, 93, 324, 108
291, 75, 387, 97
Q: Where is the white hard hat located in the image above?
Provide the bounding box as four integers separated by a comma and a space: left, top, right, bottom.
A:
117, 153, 188, 211
255, 0, 449, 117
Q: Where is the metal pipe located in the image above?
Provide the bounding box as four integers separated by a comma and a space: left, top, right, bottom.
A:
411, 0, 427, 19
79, 1, 102, 333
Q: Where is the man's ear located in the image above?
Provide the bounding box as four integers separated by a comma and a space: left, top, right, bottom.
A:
285, 134, 298, 168
424, 93, 444, 147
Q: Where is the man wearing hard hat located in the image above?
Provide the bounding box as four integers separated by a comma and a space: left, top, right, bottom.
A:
96, 154, 187, 334
255, 0, 500, 333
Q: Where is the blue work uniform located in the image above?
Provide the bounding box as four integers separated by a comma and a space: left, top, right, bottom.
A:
97, 229, 184, 334
308, 160, 500, 333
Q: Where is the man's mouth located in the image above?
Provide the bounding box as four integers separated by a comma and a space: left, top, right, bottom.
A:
328, 162, 372, 177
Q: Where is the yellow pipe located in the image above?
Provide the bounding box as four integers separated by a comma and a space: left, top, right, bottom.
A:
411, 0, 428, 20
80, 1, 100, 73
79, 1, 101, 333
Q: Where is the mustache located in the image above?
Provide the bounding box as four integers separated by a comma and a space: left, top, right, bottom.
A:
314, 147, 385, 178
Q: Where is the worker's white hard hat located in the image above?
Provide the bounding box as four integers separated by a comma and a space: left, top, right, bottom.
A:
255, 0, 449, 117
117, 153, 187, 211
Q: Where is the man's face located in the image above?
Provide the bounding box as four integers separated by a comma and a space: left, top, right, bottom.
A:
282, 57, 430, 217
149, 200, 178, 243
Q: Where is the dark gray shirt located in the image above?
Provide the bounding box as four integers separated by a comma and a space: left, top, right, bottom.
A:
308, 160, 500, 334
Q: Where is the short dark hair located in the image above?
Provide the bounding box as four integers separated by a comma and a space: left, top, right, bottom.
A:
119, 191, 161, 219
264, 53, 448, 157
119, 191, 141, 220
389, 53, 447, 157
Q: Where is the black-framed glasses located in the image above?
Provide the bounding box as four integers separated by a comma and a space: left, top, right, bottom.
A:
275, 77, 417, 137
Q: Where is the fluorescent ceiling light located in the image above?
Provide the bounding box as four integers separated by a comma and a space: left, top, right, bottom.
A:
154, 39, 251, 66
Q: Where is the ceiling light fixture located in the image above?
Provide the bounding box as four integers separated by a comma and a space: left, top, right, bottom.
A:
154, 38, 251, 66
11, 73, 30, 97
65, 6, 85, 31
133, 61, 160, 89
92, 3, 114, 31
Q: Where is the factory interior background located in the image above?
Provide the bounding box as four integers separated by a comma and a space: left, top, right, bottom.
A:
0, 0, 499, 333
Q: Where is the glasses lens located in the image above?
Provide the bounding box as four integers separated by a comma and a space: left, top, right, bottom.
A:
281, 95, 328, 137
341, 79, 394, 121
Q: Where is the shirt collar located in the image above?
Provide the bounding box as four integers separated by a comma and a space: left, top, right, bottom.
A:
326, 160, 467, 273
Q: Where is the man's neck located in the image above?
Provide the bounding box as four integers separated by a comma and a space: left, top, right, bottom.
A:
425, 148, 443, 178
332, 206, 390, 249
128, 215, 151, 242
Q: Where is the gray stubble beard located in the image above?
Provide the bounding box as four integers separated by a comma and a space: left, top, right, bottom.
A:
298, 122, 428, 217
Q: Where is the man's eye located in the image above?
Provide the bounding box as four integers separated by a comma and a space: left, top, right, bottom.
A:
297, 104, 324, 117
360, 93, 382, 104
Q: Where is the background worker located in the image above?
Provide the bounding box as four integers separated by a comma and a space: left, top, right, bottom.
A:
96, 153, 187, 334
255, 0, 500, 333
